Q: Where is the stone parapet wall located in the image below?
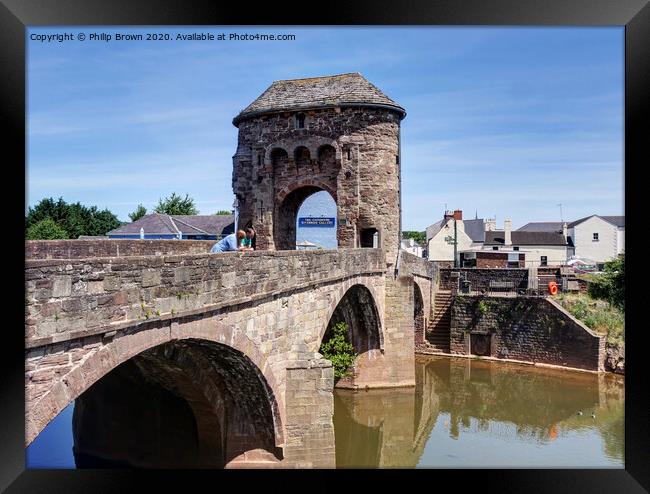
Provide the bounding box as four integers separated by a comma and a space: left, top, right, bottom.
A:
440, 268, 529, 292
399, 251, 435, 332
399, 251, 436, 279
25, 248, 385, 347
450, 295, 604, 372
26, 239, 216, 260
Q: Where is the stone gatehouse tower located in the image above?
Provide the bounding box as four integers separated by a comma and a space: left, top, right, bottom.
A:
232, 72, 406, 267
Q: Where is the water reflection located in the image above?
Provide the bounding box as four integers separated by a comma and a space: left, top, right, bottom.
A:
27, 355, 624, 468
334, 355, 624, 468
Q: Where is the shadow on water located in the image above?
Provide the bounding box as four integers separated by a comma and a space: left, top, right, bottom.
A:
334, 355, 624, 468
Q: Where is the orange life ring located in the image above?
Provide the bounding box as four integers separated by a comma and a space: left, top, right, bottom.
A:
548, 281, 558, 296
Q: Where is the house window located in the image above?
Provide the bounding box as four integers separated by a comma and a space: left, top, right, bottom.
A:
513, 246, 519, 251
296, 113, 306, 129
492, 246, 498, 251
541, 256, 548, 266
593, 232, 599, 241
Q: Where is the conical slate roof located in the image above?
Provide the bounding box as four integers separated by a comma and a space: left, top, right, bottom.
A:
233, 72, 406, 125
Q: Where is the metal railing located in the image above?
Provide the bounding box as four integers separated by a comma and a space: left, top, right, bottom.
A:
454, 279, 556, 298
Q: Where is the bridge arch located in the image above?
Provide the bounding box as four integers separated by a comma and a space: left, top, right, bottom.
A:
318, 281, 384, 387
413, 280, 425, 345
317, 279, 384, 349
27, 322, 285, 464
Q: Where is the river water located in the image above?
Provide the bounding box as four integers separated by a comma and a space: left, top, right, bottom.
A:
27, 355, 624, 468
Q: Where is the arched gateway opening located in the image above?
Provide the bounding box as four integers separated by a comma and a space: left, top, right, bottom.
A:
275, 186, 336, 250
71, 339, 281, 468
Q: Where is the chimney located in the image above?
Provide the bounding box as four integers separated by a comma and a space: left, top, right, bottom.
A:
562, 222, 568, 239
443, 210, 454, 221
453, 209, 463, 221
485, 219, 496, 232
504, 219, 512, 246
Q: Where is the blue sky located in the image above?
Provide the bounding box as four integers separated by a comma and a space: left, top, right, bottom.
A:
27, 27, 624, 230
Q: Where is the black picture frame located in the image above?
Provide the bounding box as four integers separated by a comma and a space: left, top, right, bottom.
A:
1, 0, 648, 491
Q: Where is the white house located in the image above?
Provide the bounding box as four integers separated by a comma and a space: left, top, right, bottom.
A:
518, 215, 624, 263
479, 219, 572, 267
425, 210, 485, 264
400, 238, 424, 257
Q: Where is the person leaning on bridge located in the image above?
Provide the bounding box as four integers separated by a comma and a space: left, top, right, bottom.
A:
210, 230, 248, 253
241, 227, 256, 251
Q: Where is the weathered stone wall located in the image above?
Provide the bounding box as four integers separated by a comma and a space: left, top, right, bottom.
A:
450, 295, 604, 371
25, 249, 384, 344
233, 107, 402, 266
399, 251, 435, 332
26, 239, 215, 260
475, 252, 525, 268
605, 342, 625, 374
377, 276, 416, 387
440, 268, 529, 292
284, 359, 336, 467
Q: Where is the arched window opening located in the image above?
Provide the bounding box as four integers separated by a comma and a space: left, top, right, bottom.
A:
294, 146, 310, 171
270, 148, 289, 168
317, 145, 337, 172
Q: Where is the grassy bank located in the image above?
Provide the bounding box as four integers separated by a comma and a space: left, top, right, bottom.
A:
555, 292, 624, 346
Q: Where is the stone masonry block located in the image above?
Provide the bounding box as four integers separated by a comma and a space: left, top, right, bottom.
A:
52, 276, 72, 298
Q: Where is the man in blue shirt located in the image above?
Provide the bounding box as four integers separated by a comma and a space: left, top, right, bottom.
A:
211, 230, 247, 253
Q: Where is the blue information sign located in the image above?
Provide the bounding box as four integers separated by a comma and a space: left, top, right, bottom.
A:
299, 217, 336, 227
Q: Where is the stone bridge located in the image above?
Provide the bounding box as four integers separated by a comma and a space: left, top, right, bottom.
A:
25, 239, 433, 468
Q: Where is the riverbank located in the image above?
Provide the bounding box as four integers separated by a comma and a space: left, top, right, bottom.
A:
554, 292, 625, 374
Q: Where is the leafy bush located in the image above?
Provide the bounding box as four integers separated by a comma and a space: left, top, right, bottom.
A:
587, 255, 624, 312
476, 300, 488, 316
402, 231, 426, 245
319, 322, 357, 379
26, 218, 69, 240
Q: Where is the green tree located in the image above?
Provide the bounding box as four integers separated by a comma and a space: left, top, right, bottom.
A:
588, 254, 625, 312
26, 218, 68, 240
154, 193, 198, 215
26, 197, 121, 238
129, 204, 148, 222
319, 322, 357, 379
214, 210, 232, 215
402, 230, 426, 245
